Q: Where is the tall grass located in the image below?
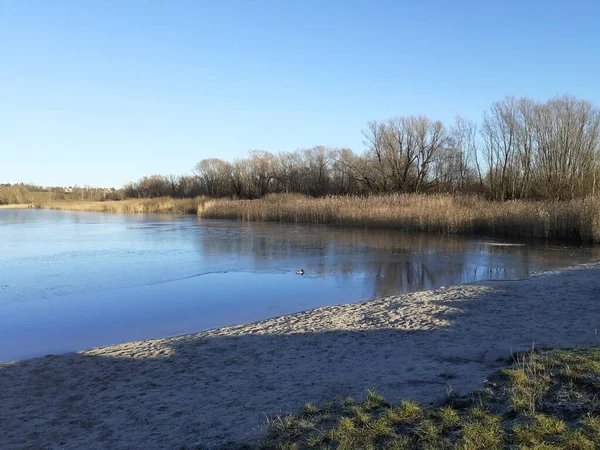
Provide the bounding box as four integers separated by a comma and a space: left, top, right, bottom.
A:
198, 194, 600, 243
26, 194, 600, 242
38, 197, 208, 215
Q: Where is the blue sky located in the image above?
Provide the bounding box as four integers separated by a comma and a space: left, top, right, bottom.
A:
1, 0, 599, 187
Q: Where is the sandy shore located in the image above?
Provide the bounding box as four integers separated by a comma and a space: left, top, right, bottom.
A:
1, 264, 599, 449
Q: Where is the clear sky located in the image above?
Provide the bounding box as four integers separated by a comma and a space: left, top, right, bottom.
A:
1, 0, 599, 187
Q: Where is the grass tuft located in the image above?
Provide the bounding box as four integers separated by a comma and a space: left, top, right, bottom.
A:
261, 347, 600, 449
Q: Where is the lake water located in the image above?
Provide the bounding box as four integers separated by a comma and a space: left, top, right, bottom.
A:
1, 209, 598, 362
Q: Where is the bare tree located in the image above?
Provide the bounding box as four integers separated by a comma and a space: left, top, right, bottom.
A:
414, 117, 447, 193
119, 95, 600, 202
451, 116, 481, 191
532, 96, 600, 199
482, 97, 519, 200
194, 158, 232, 197
246, 150, 276, 198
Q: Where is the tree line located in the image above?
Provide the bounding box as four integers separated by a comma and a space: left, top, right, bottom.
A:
0, 183, 122, 205
123, 95, 600, 201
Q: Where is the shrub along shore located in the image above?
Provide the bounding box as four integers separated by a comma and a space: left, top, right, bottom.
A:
30, 194, 600, 243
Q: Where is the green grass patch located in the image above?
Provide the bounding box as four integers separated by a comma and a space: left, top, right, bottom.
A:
260, 347, 600, 449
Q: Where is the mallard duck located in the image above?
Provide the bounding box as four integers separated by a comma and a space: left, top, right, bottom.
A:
296, 269, 305, 276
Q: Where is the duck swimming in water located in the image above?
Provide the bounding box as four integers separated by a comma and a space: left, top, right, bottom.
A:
296, 269, 305, 276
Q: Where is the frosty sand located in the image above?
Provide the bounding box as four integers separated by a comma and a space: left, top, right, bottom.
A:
1, 263, 599, 449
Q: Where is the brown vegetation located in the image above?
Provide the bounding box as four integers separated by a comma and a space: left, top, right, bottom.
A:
38, 197, 207, 215
16, 193, 600, 243
197, 194, 600, 243
0, 184, 70, 205
5, 96, 600, 226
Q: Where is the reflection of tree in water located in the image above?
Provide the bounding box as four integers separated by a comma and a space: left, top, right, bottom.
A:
194, 221, 599, 295
0, 209, 33, 225
197, 223, 471, 258
369, 261, 519, 297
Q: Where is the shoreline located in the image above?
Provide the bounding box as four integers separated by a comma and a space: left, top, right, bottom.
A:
4, 197, 600, 245
1, 263, 599, 449
0, 203, 35, 209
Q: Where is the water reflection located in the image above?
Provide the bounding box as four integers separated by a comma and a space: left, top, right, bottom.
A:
0, 209, 598, 361
192, 221, 595, 295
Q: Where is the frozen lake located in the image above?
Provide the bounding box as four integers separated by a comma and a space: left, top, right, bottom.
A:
1, 208, 598, 362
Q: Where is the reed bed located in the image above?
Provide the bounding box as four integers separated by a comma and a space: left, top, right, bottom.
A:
0, 203, 36, 209
198, 194, 600, 243
38, 197, 208, 215
29, 194, 600, 242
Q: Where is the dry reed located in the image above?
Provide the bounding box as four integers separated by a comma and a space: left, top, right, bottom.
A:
38, 197, 208, 215
198, 194, 600, 243
28, 194, 600, 242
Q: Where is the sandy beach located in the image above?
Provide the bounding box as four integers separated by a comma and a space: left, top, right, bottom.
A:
1, 263, 599, 449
